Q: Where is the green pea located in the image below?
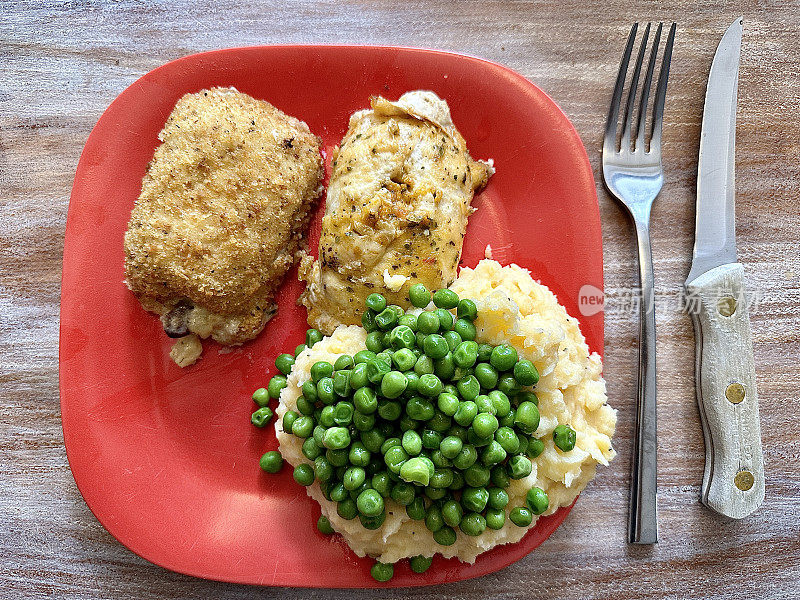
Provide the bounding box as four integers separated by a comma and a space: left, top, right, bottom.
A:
252, 387, 270, 407
443, 330, 462, 351
391, 481, 416, 505
510, 506, 533, 527
398, 313, 418, 331
374, 307, 398, 330
377, 400, 402, 421
527, 437, 545, 458
384, 446, 409, 473
365, 293, 387, 313
448, 424, 469, 441
526, 486, 550, 515
427, 411, 452, 433
475, 394, 496, 416
453, 376, 478, 403
388, 325, 416, 350
497, 374, 521, 396
399, 457, 430, 486
314, 455, 334, 481
353, 349, 376, 365
452, 445, 478, 470
433, 289, 459, 310
449, 470, 466, 490
293, 464, 315, 486
316, 377, 335, 405
436, 392, 459, 417
365, 331, 384, 353
434, 353, 455, 380
489, 390, 511, 417
480, 440, 507, 466
453, 318, 477, 341
360, 428, 385, 454
472, 413, 499, 438
509, 454, 533, 480
488, 486, 509, 510
413, 354, 434, 376
408, 283, 430, 308
291, 415, 314, 438
442, 499, 463, 528
516, 391, 539, 406
421, 429, 443, 449
294, 395, 313, 416
362, 308, 378, 332
515, 401, 540, 434
417, 374, 444, 398
439, 436, 463, 460
295, 343, 307, 357
409, 554, 433, 574
381, 437, 401, 454
436, 308, 454, 331
337, 498, 358, 520
391, 348, 416, 372
259, 450, 283, 473
306, 328, 323, 348
322, 426, 351, 450
327, 448, 349, 467
302, 437, 323, 460
371, 472, 392, 497
490, 464, 510, 488
477, 343, 493, 362
431, 467, 454, 488
516, 432, 529, 455
268, 375, 288, 399
425, 504, 444, 532
420, 455, 435, 479
379, 370, 407, 399
353, 411, 375, 432
352, 488, 382, 517
404, 371, 420, 394
406, 497, 426, 520
310, 361, 332, 383
461, 486, 489, 512
401, 430, 423, 456
452, 341, 478, 369
430, 448, 452, 468
464, 463, 491, 487
399, 413, 418, 432
553, 424, 577, 452
329, 482, 348, 502
454, 400, 478, 427
361, 511, 387, 530
371, 561, 394, 582
282, 410, 299, 433
342, 466, 365, 490
485, 508, 505, 530
251, 406, 273, 428
316, 515, 334, 535
351, 387, 376, 415
489, 344, 518, 372
274, 353, 294, 375
459, 512, 486, 536
417, 311, 440, 334
456, 298, 478, 321
433, 525, 457, 546
348, 442, 370, 468
512, 359, 539, 386
494, 426, 520, 454
498, 408, 516, 429
422, 334, 449, 360
474, 363, 498, 389
366, 358, 391, 384
467, 427, 493, 448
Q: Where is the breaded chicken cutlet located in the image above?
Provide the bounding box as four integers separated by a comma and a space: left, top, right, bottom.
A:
124, 87, 323, 366
300, 90, 492, 334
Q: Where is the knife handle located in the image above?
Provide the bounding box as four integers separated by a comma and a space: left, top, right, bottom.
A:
685, 262, 765, 518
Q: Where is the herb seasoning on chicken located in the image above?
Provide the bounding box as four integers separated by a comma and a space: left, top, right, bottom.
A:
300, 91, 492, 333
124, 88, 323, 366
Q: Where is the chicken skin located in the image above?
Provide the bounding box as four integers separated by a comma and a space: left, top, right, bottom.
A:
300, 90, 492, 334
124, 88, 323, 362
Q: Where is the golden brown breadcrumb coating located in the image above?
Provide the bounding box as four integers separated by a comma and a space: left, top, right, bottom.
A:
124, 87, 323, 347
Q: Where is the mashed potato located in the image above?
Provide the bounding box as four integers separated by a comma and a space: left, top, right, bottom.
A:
275, 260, 616, 564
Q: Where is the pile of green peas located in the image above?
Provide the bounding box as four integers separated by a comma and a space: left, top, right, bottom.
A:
252, 283, 577, 582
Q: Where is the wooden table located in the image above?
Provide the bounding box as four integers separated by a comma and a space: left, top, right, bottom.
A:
2, 1, 798, 598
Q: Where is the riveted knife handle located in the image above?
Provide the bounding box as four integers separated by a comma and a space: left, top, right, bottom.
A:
685, 263, 765, 518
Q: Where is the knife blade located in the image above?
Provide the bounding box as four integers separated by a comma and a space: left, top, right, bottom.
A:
685, 17, 765, 519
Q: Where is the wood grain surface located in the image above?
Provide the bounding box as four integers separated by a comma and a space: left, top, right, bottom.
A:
2, 1, 799, 598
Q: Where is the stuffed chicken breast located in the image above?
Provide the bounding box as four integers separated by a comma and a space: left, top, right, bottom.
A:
124, 87, 323, 365
300, 91, 492, 334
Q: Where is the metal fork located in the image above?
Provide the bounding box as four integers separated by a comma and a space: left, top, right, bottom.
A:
602, 21, 676, 545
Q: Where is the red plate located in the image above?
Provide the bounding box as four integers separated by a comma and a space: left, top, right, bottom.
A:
61, 46, 603, 587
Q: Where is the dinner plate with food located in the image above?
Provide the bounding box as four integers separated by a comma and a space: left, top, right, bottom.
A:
60, 45, 615, 587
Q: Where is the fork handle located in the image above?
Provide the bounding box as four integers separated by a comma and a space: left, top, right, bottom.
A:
629, 217, 658, 544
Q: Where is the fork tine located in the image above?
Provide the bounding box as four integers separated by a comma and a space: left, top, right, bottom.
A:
635, 22, 663, 152
604, 23, 638, 154
621, 23, 651, 152
650, 22, 677, 151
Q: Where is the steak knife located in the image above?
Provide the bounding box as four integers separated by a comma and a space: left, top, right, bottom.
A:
685, 17, 765, 519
